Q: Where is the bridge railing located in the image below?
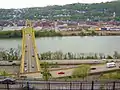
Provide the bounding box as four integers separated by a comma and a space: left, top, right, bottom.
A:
0, 80, 120, 90
20, 29, 25, 73
20, 20, 40, 73
32, 29, 40, 71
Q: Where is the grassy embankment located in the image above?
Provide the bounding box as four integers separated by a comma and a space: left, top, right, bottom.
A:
55, 72, 120, 81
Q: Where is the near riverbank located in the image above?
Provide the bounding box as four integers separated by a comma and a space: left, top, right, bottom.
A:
1, 30, 120, 38
0, 47, 120, 61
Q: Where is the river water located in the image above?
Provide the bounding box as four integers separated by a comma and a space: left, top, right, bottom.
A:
0, 36, 120, 55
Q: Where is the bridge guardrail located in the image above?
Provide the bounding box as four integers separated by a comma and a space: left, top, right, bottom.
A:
20, 29, 25, 73
32, 29, 40, 71
0, 80, 120, 90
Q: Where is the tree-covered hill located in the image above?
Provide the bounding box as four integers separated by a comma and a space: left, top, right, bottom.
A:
0, 0, 120, 21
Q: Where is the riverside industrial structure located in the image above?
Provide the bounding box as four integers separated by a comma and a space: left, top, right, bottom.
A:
0, 19, 120, 31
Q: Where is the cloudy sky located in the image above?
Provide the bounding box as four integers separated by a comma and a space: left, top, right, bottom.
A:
0, 0, 115, 9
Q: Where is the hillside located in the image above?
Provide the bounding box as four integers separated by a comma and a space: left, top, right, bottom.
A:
0, 0, 120, 21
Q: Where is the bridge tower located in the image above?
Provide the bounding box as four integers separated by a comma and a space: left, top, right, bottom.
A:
26, 19, 32, 27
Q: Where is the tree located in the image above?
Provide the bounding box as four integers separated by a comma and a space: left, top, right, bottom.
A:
41, 62, 52, 81
0, 71, 9, 78
72, 65, 90, 79
99, 53, 104, 59
91, 30, 96, 36
113, 51, 120, 59
68, 52, 73, 59
106, 55, 113, 59
99, 72, 120, 80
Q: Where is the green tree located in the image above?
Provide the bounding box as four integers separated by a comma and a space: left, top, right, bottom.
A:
72, 65, 90, 79
91, 30, 96, 36
106, 55, 113, 59
99, 72, 120, 80
67, 52, 73, 59
113, 51, 120, 59
0, 71, 9, 78
41, 62, 52, 81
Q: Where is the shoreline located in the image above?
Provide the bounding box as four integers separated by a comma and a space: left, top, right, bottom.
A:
0, 30, 120, 39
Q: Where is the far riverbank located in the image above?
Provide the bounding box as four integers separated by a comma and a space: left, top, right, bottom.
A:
0, 30, 120, 38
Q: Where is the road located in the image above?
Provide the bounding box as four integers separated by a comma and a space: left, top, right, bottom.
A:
42, 59, 120, 64
50, 62, 120, 78
24, 33, 37, 73
1, 59, 120, 65
19, 61, 120, 79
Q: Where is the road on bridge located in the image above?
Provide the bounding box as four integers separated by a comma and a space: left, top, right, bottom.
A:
24, 33, 37, 73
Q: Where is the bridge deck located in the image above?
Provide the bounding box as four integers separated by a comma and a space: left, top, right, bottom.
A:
20, 26, 40, 74
24, 33, 38, 73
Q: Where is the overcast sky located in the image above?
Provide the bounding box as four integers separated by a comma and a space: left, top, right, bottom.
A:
0, 0, 115, 9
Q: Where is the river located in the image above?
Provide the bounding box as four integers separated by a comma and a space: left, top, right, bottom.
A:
0, 36, 120, 55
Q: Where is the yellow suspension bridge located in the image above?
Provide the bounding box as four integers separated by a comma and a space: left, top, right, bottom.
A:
16, 20, 120, 78
20, 20, 40, 74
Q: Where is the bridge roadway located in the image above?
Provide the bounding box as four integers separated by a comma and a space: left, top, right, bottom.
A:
24, 33, 37, 73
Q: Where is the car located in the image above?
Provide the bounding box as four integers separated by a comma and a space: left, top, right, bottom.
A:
24, 64, 27, 67
20, 76, 27, 79
90, 67, 96, 70
12, 63, 17, 66
8, 60, 13, 62
102, 59, 106, 61
106, 62, 116, 68
32, 65, 34, 68
58, 72, 65, 74
25, 68, 27, 71
94, 60, 99, 63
